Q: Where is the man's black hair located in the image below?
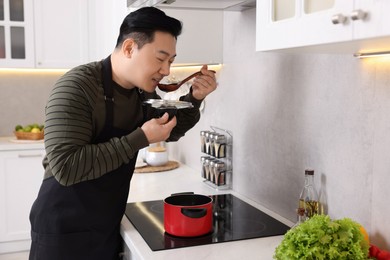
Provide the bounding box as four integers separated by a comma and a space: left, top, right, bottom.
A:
116, 7, 182, 49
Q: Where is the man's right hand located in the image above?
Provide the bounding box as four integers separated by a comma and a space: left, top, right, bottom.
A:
141, 113, 177, 144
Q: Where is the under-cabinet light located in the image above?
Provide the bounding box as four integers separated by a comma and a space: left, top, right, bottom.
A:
353, 51, 390, 59
0, 68, 69, 73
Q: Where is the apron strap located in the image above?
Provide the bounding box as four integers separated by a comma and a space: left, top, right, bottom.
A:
102, 55, 148, 129
136, 88, 149, 123
102, 56, 114, 129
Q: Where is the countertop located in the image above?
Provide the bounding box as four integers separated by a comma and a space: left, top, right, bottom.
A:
121, 164, 293, 260
0, 136, 44, 151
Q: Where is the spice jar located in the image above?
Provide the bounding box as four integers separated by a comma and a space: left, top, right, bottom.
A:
200, 131, 209, 153
213, 161, 226, 186
209, 160, 217, 183
214, 134, 227, 158
204, 132, 213, 155
208, 132, 217, 156
200, 156, 210, 179
204, 158, 214, 181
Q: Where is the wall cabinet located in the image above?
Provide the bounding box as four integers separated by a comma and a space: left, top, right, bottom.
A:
88, 0, 127, 62
0, 148, 45, 253
0, 0, 35, 67
35, 0, 127, 68
256, 0, 390, 53
34, 0, 89, 68
0, 0, 127, 69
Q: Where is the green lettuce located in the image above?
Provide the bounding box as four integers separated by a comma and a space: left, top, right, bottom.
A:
274, 215, 370, 260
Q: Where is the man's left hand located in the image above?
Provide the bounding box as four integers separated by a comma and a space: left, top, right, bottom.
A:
191, 65, 217, 100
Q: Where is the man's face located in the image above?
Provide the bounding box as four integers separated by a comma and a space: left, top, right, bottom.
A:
128, 31, 177, 92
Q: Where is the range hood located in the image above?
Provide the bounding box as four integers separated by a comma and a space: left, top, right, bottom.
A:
127, 0, 256, 11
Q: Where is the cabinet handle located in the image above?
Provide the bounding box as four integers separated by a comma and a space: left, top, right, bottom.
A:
18, 154, 43, 158
331, 14, 347, 25
351, 9, 367, 21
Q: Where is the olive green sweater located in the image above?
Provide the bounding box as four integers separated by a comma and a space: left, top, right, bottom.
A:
42, 60, 202, 186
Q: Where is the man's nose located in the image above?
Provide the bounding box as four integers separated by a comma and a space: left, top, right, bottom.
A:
160, 62, 170, 76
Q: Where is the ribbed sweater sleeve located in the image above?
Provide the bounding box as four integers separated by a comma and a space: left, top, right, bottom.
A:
43, 64, 148, 186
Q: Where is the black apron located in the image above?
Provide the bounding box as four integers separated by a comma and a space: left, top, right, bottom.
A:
29, 57, 143, 260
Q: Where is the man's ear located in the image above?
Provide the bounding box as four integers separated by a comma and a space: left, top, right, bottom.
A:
122, 38, 137, 58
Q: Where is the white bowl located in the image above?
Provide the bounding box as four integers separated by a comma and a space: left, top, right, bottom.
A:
145, 150, 168, 166
138, 147, 147, 162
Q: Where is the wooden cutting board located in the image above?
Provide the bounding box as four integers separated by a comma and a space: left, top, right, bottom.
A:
134, 160, 179, 173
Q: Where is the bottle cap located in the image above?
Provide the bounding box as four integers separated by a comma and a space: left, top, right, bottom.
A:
305, 169, 314, 175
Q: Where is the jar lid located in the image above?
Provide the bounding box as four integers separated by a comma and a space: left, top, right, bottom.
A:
305, 169, 314, 175
216, 161, 225, 167
200, 130, 209, 136
215, 134, 226, 141
209, 132, 217, 139
205, 131, 216, 138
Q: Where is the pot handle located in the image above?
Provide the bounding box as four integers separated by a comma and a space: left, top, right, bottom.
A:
171, 192, 194, 196
181, 208, 207, 218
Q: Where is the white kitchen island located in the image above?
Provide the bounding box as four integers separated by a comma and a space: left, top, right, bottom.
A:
121, 164, 293, 260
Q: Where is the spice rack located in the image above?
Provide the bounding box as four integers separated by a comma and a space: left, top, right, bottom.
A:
200, 126, 232, 190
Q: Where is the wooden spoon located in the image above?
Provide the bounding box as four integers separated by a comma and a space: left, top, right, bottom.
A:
157, 70, 216, 92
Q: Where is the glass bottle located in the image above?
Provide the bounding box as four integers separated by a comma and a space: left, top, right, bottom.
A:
292, 207, 305, 228
298, 169, 319, 221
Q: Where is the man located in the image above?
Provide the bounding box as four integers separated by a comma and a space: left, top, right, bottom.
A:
29, 7, 217, 260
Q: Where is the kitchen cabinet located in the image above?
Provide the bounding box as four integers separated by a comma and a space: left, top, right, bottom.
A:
159, 8, 223, 66
256, 0, 390, 53
35, 0, 128, 68
88, 0, 127, 62
353, 0, 390, 40
1, 0, 127, 69
0, 147, 45, 253
0, 0, 35, 67
35, 0, 127, 68
34, 0, 89, 68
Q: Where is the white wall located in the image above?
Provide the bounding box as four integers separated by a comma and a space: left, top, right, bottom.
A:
168, 9, 390, 251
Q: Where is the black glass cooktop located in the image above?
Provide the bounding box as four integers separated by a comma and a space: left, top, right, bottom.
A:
124, 194, 290, 251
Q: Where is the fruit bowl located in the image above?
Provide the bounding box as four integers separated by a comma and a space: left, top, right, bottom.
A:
14, 131, 44, 140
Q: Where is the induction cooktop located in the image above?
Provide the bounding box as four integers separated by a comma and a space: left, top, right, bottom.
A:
124, 194, 290, 251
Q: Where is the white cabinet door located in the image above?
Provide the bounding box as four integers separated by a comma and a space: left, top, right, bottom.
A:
0, 150, 44, 243
0, 0, 35, 68
256, 0, 353, 51
88, 0, 127, 62
34, 0, 89, 68
353, 0, 390, 40
159, 8, 223, 66
256, 0, 390, 53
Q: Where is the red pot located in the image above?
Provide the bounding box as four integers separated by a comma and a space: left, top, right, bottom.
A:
164, 193, 213, 237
